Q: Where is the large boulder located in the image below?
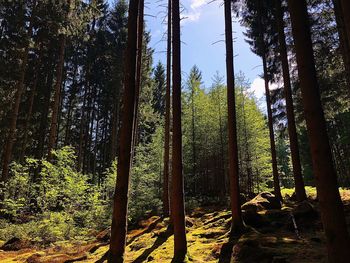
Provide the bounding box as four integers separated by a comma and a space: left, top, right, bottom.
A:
241, 192, 281, 212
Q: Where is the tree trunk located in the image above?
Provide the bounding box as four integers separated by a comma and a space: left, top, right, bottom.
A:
132, 0, 144, 152
224, 0, 244, 234
262, 55, 283, 203
275, 0, 306, 202
108, 0, 139, 261
287, 0, 350, 261
20, 44, 44, 161
162, 0, 171, 218
171, 0, 187, 260
1, 1, 36, 181
333, 0, 350, 94
47, 33, 66, 160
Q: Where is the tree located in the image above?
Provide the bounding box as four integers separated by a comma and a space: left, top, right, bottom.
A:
163, 0, 171, 218
171, 0, 187, 260
287, 0, 350, 260
224, 0, 244, 234
47, 0, 71, 160
274, 0, 306, 201
108, 0, 140, 261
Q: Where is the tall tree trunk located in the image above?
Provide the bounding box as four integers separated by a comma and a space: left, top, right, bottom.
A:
262, 55, 283, 203
224, 0, 244, 234
287, 0, 350, 261
333, 0, 350, 94
35, 45, 55, 160
47, 33, 66, 160
1, 1, 36, 181
275, 0, 306, 202
108, 0, 139, 261
132, 0, 144, 152
171, 0, 187, 260
162, 0, 171, 218
191, 83, 197, 195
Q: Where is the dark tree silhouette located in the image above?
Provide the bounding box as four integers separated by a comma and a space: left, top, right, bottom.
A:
287, 0, 350, 261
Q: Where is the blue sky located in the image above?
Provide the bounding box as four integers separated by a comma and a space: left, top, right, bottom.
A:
112, 0, 269, 101
143, 0, 268, 101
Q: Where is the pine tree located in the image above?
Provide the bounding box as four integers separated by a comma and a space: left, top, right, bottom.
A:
224, 0, 244, 234
171, 0, 187, 260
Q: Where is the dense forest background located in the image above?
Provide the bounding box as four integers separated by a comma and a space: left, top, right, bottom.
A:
0, 0, 349, 250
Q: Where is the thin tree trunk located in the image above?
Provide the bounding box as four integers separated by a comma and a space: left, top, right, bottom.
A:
287, 0, 350, 261
262, 55, 283, 203
132, 0, 144, 152
191, 83, 196, 194
108, 0, 139, 261
275, 0, 306, 202
1, 1, 36, 181
162, 0, 171, 218
171, 0, 187, 260
224, 0, 244, 234
47, 33, 66, 160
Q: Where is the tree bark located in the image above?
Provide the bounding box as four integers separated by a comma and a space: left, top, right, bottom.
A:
108, 0, 139, 261
162, 0, 171, 218
287, 0, 350, 261
224, 0, 244, 234
171, 0, 187, 260
275, 0, 306, 202
262, 55, 283, 203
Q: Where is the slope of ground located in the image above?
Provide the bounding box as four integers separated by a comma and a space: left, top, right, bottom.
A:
1, 188, 350, 263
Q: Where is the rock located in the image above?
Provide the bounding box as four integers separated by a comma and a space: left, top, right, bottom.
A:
292, 201, 318, 220
232, 239, 274, 263
1, 237, 31, 251
241, 192, 281, 212
242, 210, 268, 228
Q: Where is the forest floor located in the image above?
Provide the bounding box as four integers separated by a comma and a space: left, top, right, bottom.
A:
1, 188, 350, 263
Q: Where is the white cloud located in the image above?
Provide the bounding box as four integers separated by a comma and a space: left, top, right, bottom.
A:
190, 0, 206, 9
181, 0, 206, 24
249, 77, 279, 99
250, 78, 265, 99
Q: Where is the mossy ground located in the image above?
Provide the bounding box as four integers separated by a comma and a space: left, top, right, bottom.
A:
0, 187, 349, 262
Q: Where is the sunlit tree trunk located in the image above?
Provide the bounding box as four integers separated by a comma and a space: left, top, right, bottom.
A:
132, 0, 144, 151
163, 0, 171, 218
171, 0, 187, 260
224, 0, 244, 234
275, 0, 306, 202
108, 0, 139, 261
287, 0, 350, 261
